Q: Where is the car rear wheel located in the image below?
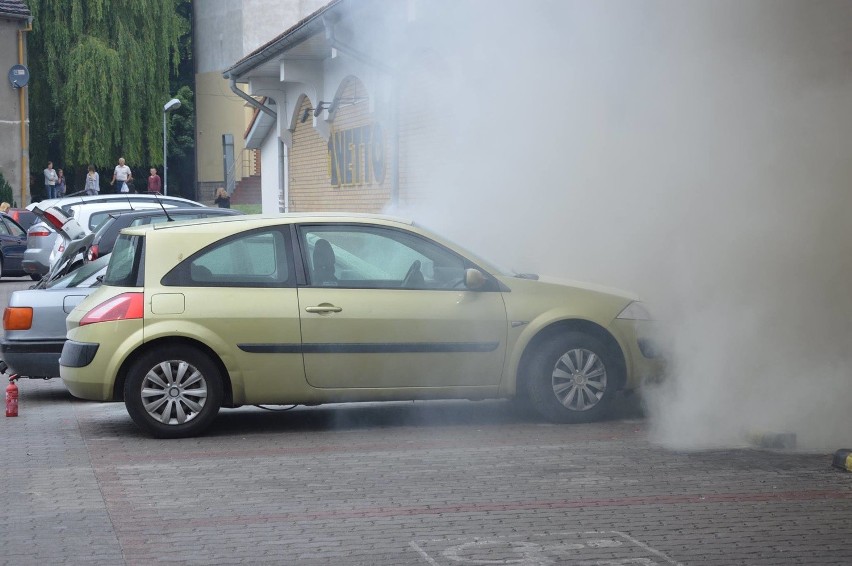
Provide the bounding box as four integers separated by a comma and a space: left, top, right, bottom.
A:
124, 346, 223, 438
526, 332, 617, 423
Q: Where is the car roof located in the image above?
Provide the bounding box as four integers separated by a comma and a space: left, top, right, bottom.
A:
27, 193, 201, 211
67, 201, 188, 214
93, 208, 241, 242
123, 212, 415, 236
102, 207, 239, 219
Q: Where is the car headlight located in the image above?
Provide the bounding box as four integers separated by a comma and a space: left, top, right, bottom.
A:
616, 301, 653, 321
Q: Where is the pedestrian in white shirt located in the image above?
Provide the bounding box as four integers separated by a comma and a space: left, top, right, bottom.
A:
111, 157, 133, 193
43, 161, 59, 199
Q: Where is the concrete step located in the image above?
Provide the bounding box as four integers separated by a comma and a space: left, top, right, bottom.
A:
231, 175, 262, 205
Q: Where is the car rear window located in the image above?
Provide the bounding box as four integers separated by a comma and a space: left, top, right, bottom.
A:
48, 255, 110, 289
103, 234, 144, 287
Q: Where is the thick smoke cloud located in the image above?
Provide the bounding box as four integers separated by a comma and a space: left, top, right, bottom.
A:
389, 0, 852, 450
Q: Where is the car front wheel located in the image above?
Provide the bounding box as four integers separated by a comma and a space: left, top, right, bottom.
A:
526, 332, 618, 423
124, 346, 223, 438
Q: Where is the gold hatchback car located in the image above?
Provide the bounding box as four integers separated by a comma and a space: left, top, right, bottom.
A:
60, 214, 661, 438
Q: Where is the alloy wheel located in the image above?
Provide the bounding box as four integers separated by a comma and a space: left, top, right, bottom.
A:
140, 360, 209, 425
551, 348, 608, 411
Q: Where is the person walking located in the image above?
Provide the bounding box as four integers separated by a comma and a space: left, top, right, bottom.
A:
84, 165, 100, 196
111, 157, 133, 193
147, 167, 162, 194
43, 161, 59, 199
214, 186, 231, 208
56, 169, 66, 197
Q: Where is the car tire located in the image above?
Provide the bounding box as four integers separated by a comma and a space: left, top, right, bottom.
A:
30, 273, 41, 281
526, 332, 618, 423
124, 345, 223, 438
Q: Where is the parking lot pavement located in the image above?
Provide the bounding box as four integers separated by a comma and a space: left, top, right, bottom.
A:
1, 375, 850, 566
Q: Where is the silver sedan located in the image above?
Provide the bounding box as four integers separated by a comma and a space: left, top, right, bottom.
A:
1, 255, 108, 378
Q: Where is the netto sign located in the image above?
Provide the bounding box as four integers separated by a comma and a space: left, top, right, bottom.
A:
327, 123, 385, 187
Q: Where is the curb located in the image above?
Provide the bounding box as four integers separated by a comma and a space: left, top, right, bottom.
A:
832, 449, 852, 472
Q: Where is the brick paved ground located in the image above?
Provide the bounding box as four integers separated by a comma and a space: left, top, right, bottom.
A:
2, 377, 850, 566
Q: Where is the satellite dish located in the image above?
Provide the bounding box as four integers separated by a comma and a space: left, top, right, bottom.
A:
8, 64, 29, 88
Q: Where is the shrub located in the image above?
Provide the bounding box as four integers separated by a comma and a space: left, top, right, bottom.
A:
0, 170, 14, 206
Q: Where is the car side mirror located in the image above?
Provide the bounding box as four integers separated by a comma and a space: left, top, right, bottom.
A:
464, 268, 487, 290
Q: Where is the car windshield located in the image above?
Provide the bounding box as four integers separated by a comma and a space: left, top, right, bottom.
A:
46, 255, 110, 289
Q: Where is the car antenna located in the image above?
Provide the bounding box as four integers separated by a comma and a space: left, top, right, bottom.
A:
153, 190, 174, 221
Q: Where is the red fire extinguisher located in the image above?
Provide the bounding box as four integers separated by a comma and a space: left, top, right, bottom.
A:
6, 377, 18, 417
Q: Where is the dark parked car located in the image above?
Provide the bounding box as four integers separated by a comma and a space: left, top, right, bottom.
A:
0, 213, 30, 279
86, 207, 242, 261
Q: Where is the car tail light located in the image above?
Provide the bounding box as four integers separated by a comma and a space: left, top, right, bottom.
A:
29, 229, 51, 237
3, 307, 33, 331
79, 293, 144, 326
87, 244, 99, 261
42, 209, 69, 231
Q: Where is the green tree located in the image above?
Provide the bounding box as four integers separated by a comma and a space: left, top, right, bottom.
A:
165, 84, 196, 198
27, 0, 188, 177
0, 170, 14, 206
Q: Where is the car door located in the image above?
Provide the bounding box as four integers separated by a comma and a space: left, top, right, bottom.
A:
297, 223, 508, 389
0, 216, 27, 273
155, 226, 304, 403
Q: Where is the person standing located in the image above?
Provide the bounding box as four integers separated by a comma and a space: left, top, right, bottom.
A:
147, 167, 162, 193
110, 157, 133, 193
56, 169, 66, 197
214, 186, 231, 208
84, 165, 100, 195
43, 161, 58, 199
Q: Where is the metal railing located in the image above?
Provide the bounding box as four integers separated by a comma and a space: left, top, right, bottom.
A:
224, 148, 260, 195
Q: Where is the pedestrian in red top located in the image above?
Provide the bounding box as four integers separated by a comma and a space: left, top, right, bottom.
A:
147, 168, 162, 193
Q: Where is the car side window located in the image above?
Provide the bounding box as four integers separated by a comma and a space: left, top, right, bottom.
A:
0, 219, 10, 236
300, 225, 467, 290
7, 219, 25, 237
163, 228, 293, 288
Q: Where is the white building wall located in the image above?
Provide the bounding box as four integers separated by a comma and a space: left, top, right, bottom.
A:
260, 133, 282, 213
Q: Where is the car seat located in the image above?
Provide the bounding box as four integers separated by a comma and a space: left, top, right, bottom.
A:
312, 239, 337, 285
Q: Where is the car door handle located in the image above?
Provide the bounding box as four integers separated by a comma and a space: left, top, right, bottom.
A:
305, 304, 342, 314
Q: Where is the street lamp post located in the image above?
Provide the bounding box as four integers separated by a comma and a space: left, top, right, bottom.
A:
162, 98, 181, 195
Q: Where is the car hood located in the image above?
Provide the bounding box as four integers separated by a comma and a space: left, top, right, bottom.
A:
496, 274, 637, 325
532, 275, 639, 302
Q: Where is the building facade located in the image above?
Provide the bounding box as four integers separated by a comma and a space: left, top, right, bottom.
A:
224, 0, 448, 214
193, 0, 327, 203
0, 0, 31, 205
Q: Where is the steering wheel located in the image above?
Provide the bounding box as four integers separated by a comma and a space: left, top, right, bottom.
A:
401, 260, 422, 287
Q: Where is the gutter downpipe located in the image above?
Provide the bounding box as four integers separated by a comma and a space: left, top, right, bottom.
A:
227, 76, 277, 120
17, 17, 32, 205
323, 22, 399, 208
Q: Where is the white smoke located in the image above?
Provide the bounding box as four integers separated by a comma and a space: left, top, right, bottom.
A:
387, 0, 852, 450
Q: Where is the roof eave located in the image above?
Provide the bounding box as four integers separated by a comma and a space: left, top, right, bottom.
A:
224, 0, 343, 80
